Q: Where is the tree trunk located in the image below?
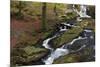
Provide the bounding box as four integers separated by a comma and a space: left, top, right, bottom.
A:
42, 2, 47, 32
54, 4, 58, 16
17, 1, 23, 19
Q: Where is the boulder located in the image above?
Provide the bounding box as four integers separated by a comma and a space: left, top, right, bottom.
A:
11, 46, 49, 65
53, 54, 80, 64
53, 38, 95, 64
51, 21, 89, 48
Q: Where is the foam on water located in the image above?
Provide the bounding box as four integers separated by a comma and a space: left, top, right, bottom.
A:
43, 48, 69, 64
42, 22, 93, 64
42, 38, 53, 50
73, 5, 91, 18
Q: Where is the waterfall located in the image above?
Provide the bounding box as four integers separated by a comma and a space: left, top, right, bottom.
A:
42, 32, 69, 64
40, 5, 94, 64
42, 35, 88, 64
42, 26, 94, 64
42, 23, 72, 64
43, 47, 69, 64
73, 5, 91, 20
79, 5, 91, 18
42, 23, 82, 64
40, 11, 95, 64
42, 23, 72, 50
42, 35, 57, 50
42, 38, 53, 50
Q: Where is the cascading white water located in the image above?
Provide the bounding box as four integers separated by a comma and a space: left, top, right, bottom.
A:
70, 36, 87, 45
42, 35, 88, 64
42, 35, 57, 50
59, 23, 78, 32
73, 5, 91, 21
43, 48, 69, 64
41, 4, 94, 64
42, 21, 94, 64
59, 26, 67, 32
42, 23, 70, 64
42, 23, 71, 50
79, 5, 91, 18
73, 5, 90, 18
84, 29, 92, 32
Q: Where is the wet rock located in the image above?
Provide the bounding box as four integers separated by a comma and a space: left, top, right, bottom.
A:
53, 38, 95, 64
87, 6, 95, 19
51, 21, 89, 48
77, 38, 95, 62
52, 21, 95, 64
53, 44, 95, 64
67, 37, 95, 51
80, 29, 94, 38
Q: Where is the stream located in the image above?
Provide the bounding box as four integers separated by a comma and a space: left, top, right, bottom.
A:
42, 23, 71, 64
42, 22, 95, 64
41, 5, 95, 64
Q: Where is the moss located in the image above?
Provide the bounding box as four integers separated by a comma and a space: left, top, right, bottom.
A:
79, 46, 95, 62
23, 46, 47, 55
41, 30, 54, 39
52, 27, 82, 48
84, 19, 95, 32
53, 54, 80, 64
11, 46, 49, 65
60, 12, 77, 21
52, 21, 89, 48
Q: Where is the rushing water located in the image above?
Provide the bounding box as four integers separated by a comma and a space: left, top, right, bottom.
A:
79, 5, 91, 18
41, 5, 94, 64
42, 23, 70, 64
41, 20, 94, 64
42, 21, 94, 64
41, 3, 95, 62
42, 35, 57, 50
73, 5, 91, 21
43, 48, 69, 64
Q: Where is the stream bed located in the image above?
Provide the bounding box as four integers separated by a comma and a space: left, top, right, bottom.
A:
42, 22, 95, 64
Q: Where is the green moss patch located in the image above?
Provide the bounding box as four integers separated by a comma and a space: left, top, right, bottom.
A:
52, 21, 89, 48
53, 54, 80, 64
11, 46, 49, 65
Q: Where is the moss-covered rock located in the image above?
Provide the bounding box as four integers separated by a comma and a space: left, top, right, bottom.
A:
51, 20, 89, 48
78, 42, 95, 62
53, 46, 95, 64
52, 27, 82, 48
59, 12, 77, 22
53, 35, 95, 64
11, 46, 49, 66
53, 54, 80, 64
84, 19, 95, 32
